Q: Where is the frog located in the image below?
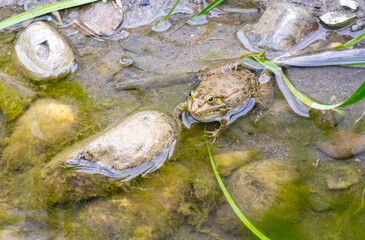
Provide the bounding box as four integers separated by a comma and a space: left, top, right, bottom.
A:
173, 60, 274, 140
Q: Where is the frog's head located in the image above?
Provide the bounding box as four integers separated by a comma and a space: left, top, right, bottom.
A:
187, 90, 228, 122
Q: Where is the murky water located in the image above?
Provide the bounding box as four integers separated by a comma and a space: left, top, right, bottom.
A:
0, 2, 365, 240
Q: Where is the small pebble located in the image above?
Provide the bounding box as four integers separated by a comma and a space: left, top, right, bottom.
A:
351, 24, 359, 31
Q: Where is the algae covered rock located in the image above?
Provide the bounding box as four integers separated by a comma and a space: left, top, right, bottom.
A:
39, 110, 179, 203
214, 159, 299, 234
326, 166, 359, 190
78, 163, 191, 240
1, 99, 79, 171
0, 71, 35, 120
238, 3, 318, 52
12, 21, 75, 81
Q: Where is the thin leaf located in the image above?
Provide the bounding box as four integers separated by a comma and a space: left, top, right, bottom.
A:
340, 63, 365, 68
0, 0, 99, 31
272, 48, 365, 67
331, 32, 365, 50
253, 56, 365, 110
174, 0, 226, 32
204, 127, 270, 240
145, 0, 180, 35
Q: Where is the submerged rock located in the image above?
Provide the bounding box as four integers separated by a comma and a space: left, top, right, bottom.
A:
237, 3, 318, 52
319, 11, 357, 29
1, 99, 79, 171
12, 21, 75, 81
214, 159, 298, 234
317, 131, 365, 159
309, 108, 344, 130
73, 1, 124, 36
121, 0, 201, 29
78, 163, 191, 240
214, 150, 257, 177
40, 110, 179, 203
0, 71, 35, 120
326, 166, 359, 190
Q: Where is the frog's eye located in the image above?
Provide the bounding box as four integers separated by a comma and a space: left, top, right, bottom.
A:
206, 96, 214, 104
189, 90, 197, 99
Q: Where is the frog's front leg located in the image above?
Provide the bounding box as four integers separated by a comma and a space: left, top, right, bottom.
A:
172, 102, 188, 124
205, 119, 228, 143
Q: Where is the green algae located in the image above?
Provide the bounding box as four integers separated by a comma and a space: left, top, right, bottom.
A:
0, 80, 30, 120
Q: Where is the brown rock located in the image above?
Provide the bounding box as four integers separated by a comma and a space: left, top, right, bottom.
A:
317, 131, 365, 159
326, 166, 359, 190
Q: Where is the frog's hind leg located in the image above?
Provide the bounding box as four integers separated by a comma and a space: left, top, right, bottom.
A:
256, 69, 274, 108
252, 69, 274, 124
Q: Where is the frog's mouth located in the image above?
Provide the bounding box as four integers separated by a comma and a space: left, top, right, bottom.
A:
188, 104, 227, 122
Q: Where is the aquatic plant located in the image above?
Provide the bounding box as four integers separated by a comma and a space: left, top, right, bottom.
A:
331, 32, 365, 50
175, 0, 226, 31
204, 126, 270, 240
145, 0, 181, 35
252, 54, 365, 111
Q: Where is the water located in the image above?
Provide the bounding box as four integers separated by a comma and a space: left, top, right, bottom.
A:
0, 3, 365, 240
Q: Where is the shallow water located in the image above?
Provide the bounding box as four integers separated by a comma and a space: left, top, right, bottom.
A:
0, 2, 365, 240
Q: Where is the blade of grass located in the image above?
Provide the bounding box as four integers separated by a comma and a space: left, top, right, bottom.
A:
174, 0, 226, 32
331, 32, 365, 50
145, 0, 180, 35
204, 127, 270, 240
341, 63, 365, 68
0, 0, 100, 31
253, 56, 365, 110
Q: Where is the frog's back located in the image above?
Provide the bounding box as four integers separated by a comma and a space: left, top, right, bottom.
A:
199, 69, 258, 107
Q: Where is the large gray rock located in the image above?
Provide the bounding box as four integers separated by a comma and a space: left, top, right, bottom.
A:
39, 110, 179, 203
237, 3, 318, 52
12, 21, 75, 81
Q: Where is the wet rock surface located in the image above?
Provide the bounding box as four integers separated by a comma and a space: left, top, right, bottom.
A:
326, 165, 360, 190
73, 1, 124, 37
12, 21, 75, 81
238, 3, 318, 52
